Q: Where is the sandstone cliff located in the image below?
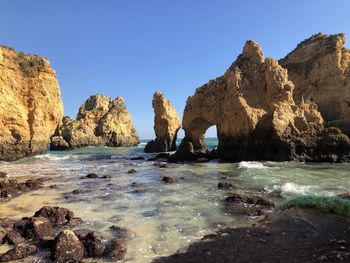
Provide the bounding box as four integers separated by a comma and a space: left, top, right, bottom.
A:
50, 94, 140, 150
280, 33, 350, 135
0, 46, 63, 161
145, 91, 181, 152
169, 40, 350, 162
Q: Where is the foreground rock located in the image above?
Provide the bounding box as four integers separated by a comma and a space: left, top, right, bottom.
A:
280, 33, 350, 136
170, 38, 350, 162
0, 45, 63, 161
0, 206, 127, 262
153, 208, 350, 263
145, 91, 181, 153
50, 94, 140, 150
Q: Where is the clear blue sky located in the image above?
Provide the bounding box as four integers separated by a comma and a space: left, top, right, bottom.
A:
2, 1, 350, 139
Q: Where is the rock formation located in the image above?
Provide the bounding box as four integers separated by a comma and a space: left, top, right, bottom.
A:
144, 91, 181, 152
169, 39, 350, 162
50, 94, 140, 150
0, 46, 63, 161
280, 33, 350, 135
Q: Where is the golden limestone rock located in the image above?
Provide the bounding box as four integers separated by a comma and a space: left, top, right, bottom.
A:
0, 46, 63, 161
280, 33, 350, 135
169, 39, 350, 162
145, 91, 181, 152
50, 94, 140, 150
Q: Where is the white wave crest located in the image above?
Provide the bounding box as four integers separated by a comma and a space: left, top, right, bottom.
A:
238, 161, 267, 169
280, 182, 312, 195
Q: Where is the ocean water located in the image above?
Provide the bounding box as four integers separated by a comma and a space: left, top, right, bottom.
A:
0, 138, 350, 262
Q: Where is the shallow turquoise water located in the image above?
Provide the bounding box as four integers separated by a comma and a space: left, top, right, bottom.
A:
0, 138, 349, 262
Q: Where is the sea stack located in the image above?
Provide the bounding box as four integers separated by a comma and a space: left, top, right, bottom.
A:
0, 46, 63, 161
280, 33, 350, 135
169, 38, 350, 162
145, 91, 181, 153
50, 94, 140, 150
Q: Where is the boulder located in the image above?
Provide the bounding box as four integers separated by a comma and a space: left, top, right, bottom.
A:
50, 94, 140, 150
145, 91, 181, 152
51, 230, 85, 263
34, 206, 75, 227
83, 231, 105, 257
23, 217, 53, 240
171, 39, 350, 162
280, 33, 350, 136
0, 45, 63, 161
105, 239, 127, 259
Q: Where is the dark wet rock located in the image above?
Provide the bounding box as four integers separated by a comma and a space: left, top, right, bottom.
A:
152, 208, 350, 263
105, 239, 127, 259
38, 236, 55, 249
51, 230, 86, 263
0, 172, 7, 178
72, 188, 88, 194
127, 169, 137, 174
130, 182, 140, 187
23, 217, 53, 240
83, 231, 105, 257
162, 176, 176, 184
12, 218, 29, 234
34, 206, 75, 227
131, 156, 145, 160
0, 178, 43, 199
155, 152, 171, 159
0, 244, 37, 262
85, 173, 99, 179
109, 226, 131, 240
0, 228, 6, 244
129, 188, 146, 194
337, 192, 350, 200
224, 193, 275, 217
217, 182, 235, 189
4, 230, 25, 245
102, 174, 112, 179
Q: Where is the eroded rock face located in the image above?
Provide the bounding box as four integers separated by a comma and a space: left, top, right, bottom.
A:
145, 91, 181, 153
0, 46, 63, 161
173, 40, 350, 162
50, 94, 140, 150
280, 33, 350, 135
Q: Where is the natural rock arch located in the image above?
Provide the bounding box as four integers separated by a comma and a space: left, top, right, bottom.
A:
169, 39, 350, 162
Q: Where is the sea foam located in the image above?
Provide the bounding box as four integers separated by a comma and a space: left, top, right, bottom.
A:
238, 161, 266, 169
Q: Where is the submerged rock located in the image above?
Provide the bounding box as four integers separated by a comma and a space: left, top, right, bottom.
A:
127, 169, 137, 174
217, 181, 235, 189
0, 46, 63, 161
0, 178, 43, 199
50, 94, 140, 150
224, 193, 275, 217
170, 37, 350, 162
145, 91, 181, 153
162, 176, 176, 184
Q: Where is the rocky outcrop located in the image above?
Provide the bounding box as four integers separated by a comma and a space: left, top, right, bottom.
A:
0, 46, 63, 161
50, 94, 140, 150
145, 91, 181, 152
169, 39, 350, 162
280, 33, 350, 135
